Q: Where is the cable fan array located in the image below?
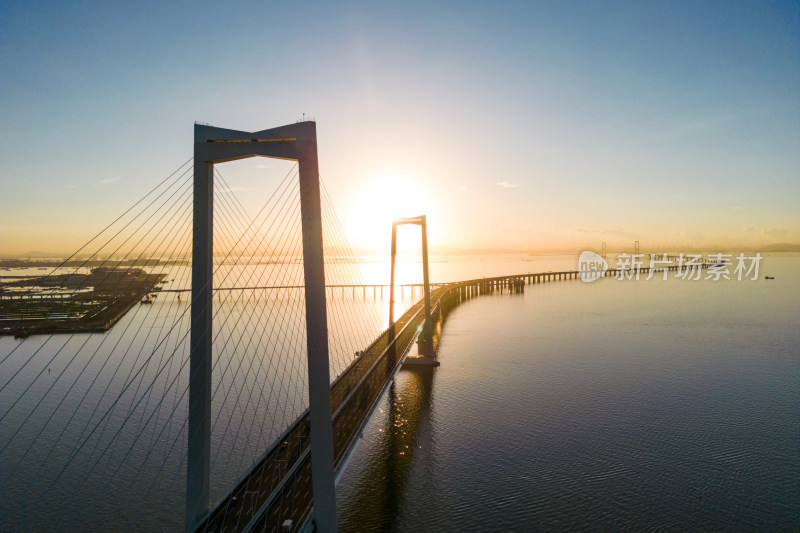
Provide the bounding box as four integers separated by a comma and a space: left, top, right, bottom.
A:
0, 158, 383, 531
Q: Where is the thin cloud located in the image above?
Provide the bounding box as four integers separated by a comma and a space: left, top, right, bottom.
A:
740, 225, 757, 235
572, 227, 637, 238
495, 181, 518, 188
763, 227, 789, 240
96, 177, 121, 186
455, 186, 468, 191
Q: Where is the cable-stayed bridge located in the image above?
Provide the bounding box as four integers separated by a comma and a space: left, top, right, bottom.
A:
0, 121, 688, 532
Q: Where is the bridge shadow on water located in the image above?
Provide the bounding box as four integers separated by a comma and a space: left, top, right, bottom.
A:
338, 364, 436, 532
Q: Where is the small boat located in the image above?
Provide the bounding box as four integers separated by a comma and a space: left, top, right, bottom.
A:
765, 276, 775, 280
140, 293, 154, 304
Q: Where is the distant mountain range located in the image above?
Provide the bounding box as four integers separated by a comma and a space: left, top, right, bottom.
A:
13, 250, 59, 258
759, 243, 800, 252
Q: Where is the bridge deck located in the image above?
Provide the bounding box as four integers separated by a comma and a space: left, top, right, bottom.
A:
194, 287, 444, 532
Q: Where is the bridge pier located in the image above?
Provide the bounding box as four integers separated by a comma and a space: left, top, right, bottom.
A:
188, 150, 213, 530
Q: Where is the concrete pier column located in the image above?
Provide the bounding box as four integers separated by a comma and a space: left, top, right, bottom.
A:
296, 137, 337, 533
188, 148, 213, 530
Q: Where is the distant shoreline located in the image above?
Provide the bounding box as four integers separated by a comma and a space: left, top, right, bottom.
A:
2, 244, 799, 265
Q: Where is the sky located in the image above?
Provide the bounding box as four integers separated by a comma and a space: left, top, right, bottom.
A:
1, 0, 798, 255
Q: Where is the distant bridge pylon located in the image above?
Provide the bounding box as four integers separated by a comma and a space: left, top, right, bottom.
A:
390, 216, 438, 366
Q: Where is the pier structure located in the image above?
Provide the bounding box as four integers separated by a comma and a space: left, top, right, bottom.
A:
151, 282, 448, 301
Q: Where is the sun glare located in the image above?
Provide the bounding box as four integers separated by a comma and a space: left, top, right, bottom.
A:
349, 172, 435, 250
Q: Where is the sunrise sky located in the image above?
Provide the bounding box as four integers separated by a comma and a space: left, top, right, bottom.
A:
1, 1, 798, 255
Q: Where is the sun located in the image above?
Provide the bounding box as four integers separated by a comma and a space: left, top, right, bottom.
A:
347, 171, 435, 251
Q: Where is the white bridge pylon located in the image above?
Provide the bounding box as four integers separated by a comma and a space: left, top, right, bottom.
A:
188, 121, 337, 532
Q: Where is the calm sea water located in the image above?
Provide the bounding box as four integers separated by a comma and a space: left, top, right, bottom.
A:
1, 254, 797, 530
3, 255, 541, 530
336, 254, 800, 531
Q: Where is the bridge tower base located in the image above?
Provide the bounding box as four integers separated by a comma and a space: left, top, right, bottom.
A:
403, 354, 440, 367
